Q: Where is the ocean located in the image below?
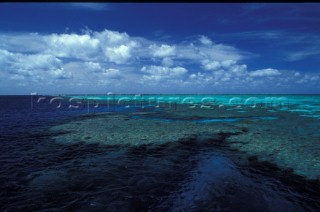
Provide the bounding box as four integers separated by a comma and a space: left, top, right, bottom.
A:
1, 94, 320, 211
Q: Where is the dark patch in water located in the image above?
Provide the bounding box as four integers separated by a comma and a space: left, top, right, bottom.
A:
243, 158, 320, 210
241, 127, 249, 133
1, 128, 320, 211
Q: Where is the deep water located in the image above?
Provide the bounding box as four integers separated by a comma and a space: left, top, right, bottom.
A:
1, 95, 320, 211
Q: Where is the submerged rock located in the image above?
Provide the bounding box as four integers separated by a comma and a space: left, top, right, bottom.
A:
50, 112, 244, 146
50, 106, 320, 181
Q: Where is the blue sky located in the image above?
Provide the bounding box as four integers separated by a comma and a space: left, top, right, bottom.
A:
0, 3, 320, 94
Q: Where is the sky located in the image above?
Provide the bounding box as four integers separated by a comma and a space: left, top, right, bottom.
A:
0, 3, 320, 94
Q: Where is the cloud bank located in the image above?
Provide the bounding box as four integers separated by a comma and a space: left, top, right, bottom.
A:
0, 29, 319, 94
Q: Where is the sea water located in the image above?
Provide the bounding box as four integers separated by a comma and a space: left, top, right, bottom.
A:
1, 95, 320, 210
66, 94, 320, 119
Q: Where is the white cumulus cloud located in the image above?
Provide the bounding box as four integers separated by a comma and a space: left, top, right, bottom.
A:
102, 68, 122, 78
199, 35, 213, 45
150, 44, 176, 57
141, 65, 187, 82
249, 68, 281, 77
45, 33, 99, 60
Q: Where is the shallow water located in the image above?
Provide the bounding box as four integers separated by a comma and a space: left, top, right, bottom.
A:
1, 95, 320, 211
67, 94, 320, 120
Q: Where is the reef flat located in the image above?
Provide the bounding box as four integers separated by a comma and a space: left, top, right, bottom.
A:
50, 104, 320, 181
50, 112, 243, 146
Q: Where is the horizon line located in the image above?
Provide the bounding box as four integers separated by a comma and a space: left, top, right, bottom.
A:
1, 93, 320, 96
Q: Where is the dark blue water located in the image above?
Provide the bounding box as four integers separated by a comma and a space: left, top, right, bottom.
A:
1, 96, 319, 211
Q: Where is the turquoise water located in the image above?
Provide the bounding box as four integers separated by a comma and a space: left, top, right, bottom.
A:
65, 94, 320, 120
131, 115, 278, 123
